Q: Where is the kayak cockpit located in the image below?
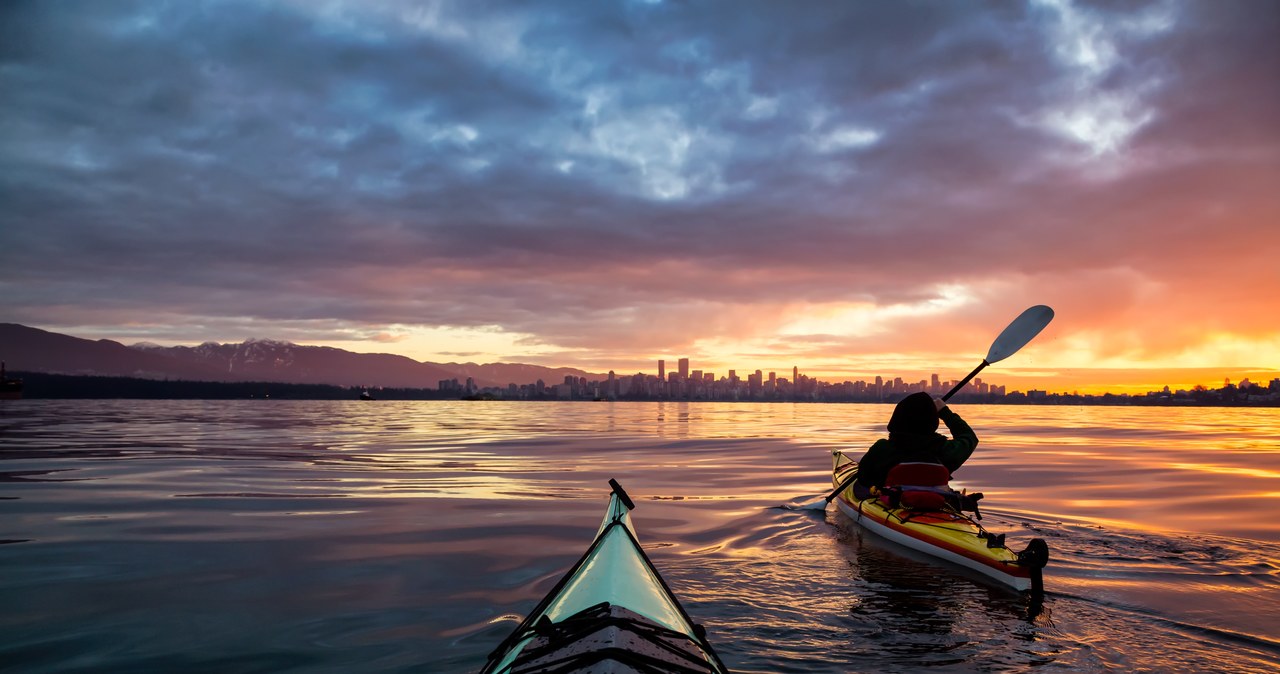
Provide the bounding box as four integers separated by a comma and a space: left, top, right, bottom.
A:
494, 602, 722, 674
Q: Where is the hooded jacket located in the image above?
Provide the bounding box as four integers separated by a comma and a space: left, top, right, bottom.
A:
854, 391, 978, 491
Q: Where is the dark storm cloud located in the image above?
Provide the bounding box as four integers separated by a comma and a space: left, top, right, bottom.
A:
1, 0, 1277, 365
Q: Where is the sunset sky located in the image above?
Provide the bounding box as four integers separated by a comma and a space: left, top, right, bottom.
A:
2, 1, 1277, 394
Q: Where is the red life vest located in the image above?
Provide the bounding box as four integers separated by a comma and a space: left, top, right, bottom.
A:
881, 462, 952, 510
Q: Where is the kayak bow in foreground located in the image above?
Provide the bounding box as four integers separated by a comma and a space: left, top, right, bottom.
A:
832, 450, 1049, 594
480, 479, 729, 674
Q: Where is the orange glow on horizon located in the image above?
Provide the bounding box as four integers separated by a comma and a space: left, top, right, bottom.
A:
311, 327, 1278, 396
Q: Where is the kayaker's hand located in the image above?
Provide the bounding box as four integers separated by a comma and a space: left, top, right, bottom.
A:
933, 397, 947, 412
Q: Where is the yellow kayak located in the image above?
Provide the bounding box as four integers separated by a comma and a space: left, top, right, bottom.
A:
832, 449, 1048, 593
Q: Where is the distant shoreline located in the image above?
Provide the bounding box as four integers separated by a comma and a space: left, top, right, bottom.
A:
4, 372, 1276, 407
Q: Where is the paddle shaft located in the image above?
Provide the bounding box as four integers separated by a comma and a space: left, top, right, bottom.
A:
942, 360, 989, 402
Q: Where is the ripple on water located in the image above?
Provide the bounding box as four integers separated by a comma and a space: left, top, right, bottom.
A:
2, 400, 1279, 672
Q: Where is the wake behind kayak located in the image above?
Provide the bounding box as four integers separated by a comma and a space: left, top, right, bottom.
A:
479, 479, 729, 674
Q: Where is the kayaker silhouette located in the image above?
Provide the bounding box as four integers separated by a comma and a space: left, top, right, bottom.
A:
852, 391, 979, 505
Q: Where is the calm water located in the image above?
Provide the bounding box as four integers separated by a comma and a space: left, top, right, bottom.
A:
2, 400, 1279, 673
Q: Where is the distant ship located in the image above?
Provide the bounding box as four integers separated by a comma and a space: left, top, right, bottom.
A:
359, 390, 375, 401
1, 362, 23, 400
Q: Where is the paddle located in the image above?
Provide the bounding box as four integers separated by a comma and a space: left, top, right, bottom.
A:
787, 304, 1055, 511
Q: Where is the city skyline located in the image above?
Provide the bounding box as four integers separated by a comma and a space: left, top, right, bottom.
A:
2, 2, 1276, 394
442, 355, 1278, 404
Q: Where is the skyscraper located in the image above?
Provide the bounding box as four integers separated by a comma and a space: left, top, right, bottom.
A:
678, 358, 689, 381
658, 360, 665, 381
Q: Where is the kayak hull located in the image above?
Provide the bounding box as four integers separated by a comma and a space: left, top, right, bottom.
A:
480, 479, 727, 674
832, 450, 1046, 593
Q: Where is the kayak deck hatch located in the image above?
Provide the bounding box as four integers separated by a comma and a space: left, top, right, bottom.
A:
498, 603, 721, 673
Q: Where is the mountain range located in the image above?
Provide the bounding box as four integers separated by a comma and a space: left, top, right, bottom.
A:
0, 323, 604, 390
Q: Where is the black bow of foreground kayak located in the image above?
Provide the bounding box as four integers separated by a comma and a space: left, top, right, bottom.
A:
480, 479, 730, 674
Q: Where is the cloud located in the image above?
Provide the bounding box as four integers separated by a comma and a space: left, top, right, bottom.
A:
1, 0, 1276, 379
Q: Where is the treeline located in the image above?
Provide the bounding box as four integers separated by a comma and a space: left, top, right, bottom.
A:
6, 372, 456, 400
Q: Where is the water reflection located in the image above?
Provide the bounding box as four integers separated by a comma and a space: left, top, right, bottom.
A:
828, 514, 1052, 666
2, 400, 1279, 672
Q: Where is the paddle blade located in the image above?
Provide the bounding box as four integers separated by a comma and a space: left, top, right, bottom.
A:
778, 497, 830, 511
985, 305, 1054, 364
